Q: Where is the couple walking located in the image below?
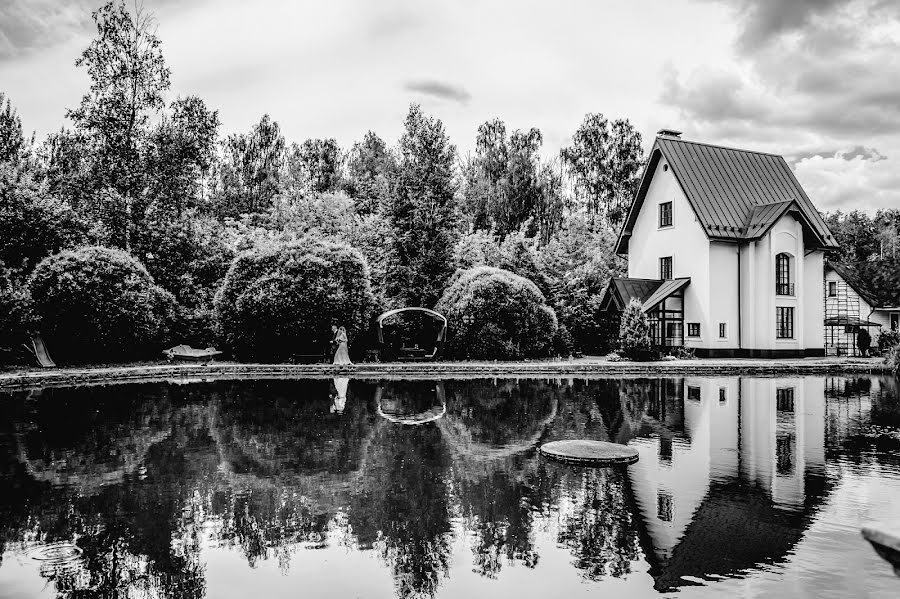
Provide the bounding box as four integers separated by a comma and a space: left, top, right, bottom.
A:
331, 325, 352, 365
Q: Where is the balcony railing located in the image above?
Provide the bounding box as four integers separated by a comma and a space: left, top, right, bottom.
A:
776, 283, 795, 296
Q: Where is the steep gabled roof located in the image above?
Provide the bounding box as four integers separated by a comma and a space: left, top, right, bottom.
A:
616, 135, 840, 254
827, 260, 900, 308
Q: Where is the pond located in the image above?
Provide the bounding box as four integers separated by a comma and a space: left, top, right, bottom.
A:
1, 375, 899, 598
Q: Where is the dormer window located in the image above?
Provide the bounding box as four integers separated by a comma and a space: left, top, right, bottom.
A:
776, 253, 794, 296
659, 201, 673, 228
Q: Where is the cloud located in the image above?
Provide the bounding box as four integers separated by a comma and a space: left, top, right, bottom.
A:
0, 0, 187, 61
403, 79, 471, 105
664, 0, 900, 212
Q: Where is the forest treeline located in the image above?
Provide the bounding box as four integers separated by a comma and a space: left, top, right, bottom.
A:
1, 1, 897, 365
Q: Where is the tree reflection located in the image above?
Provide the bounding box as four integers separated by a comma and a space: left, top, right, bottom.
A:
348, 416, 453, 599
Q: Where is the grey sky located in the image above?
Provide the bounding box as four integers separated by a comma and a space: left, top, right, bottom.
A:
1, 0, 898, 213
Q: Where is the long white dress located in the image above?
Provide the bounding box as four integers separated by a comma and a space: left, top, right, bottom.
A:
333, 330, 352, 365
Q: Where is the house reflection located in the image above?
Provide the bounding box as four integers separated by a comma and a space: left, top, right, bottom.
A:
625, 376, 829, 591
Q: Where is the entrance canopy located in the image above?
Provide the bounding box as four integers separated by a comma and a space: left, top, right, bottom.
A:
376, 307, 448, 344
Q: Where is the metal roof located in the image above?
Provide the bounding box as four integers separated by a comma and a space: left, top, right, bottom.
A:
616, 136, 840, 254
827, 260, 900, 309
641, 278, 690, 313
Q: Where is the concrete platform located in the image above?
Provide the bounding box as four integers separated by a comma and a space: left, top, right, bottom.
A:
0, 357, 889, 390
539, 440, 639, 466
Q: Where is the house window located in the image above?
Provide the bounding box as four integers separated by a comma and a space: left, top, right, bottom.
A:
657, 491, 673, 522
687, 323, 700, 337
776, 387, 795, 412
659, 201, 673, 228
828, 281, 837, 297
687, 386, 701, 401
776, 253, 793, 295
892, 313, 899, 331
719, 387, 727, 403
719, 323, 727, 339
776, 307, 794, 339
660, 256, 673, 279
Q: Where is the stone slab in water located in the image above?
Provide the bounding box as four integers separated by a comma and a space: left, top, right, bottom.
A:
540, 440, 639, 466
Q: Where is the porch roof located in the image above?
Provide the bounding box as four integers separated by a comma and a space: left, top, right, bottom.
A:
641, 277, 690, 313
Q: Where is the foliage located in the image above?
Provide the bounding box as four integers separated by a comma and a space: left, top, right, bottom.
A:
0, 165, 89, 278
857, 328, 872, 355
345, 131, 396, 214
214, 239, 377, 361
0, 92, 28, 166
387, 104, 458, 308
553, 324, 575, 357
618, 298, 651, 359
66, 0, 171, 248
216, 115, 285, 216
285, 138, 342, 194
135, 212, 234, 310
435, 266, 558, 359
887, 342, 900, 375
560, 113, 643, 226
27, 246, 176, 363
879, 329, 900, 354
824, 209, 900, 262
0, 264, 35, 364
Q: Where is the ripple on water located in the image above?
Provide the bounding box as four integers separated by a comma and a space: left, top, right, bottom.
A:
25, 542, 83, 566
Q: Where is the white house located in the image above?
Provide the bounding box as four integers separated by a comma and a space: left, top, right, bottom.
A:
824, 260, 900, 355
601, 130, 840, 358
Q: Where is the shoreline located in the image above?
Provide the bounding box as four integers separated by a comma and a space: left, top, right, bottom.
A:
0, 357, 891, 390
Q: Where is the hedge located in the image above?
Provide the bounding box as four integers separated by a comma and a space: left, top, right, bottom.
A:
435, 266, 558, 360
28, 246, 176, 363
214, 239, 377, 361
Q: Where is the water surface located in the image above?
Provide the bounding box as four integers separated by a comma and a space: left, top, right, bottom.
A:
1, 375, 898, 598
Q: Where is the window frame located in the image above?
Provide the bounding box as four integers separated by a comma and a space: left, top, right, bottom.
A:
827, 281, 837, 297
659, 256, 673, 280
776, 253, 793, 296
718, 322, 727, 339
687, 322, 701, 338
659, 201, 673, 228
776, 306, 795, 339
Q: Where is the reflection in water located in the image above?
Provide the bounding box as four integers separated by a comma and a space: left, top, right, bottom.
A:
0, 375, 899, 598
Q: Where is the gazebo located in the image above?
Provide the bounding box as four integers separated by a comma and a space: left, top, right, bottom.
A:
375, 307, 448, 361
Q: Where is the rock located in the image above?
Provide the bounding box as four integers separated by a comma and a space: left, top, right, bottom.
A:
539, 439, 639, 466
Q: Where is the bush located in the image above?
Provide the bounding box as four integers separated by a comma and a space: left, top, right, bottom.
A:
619, 298, 652, 360
28, 246, 176, 363
0, 264, 35, 365
879, 330, 900, 354
214, 239, 377, 361
435, 266, 558, 360
887, 342, 900, 375
857, 328, 872, 356
553, 324, 575, 357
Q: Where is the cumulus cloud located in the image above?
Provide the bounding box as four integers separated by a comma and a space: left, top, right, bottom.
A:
666, 0, 900, 212
403, 79, 471, 104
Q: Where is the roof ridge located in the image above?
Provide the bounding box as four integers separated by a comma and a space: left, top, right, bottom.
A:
658, 136, 783, 159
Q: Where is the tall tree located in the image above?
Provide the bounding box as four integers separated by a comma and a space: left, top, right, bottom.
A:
346, 131, 395, 214
387, 104, 458, 307
561, 113, 643, 227
285, 138, 342, 195
66, 0, 171, 248
145, 96, 220, 218
824, 210, 879, 263
0, 92, 27, 165
216, 114, 285, 216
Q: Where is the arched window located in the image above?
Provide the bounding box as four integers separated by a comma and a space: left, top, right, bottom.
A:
776, 253, 793, 296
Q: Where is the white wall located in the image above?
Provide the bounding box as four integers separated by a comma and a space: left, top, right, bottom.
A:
626, 157, 710, 349
824, 268, 883, 348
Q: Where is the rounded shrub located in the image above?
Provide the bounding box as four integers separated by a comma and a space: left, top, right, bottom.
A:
435, 266, 558, 360
214, 239, 377, 361
28, 246, 176, 363
618, 298, 652, 360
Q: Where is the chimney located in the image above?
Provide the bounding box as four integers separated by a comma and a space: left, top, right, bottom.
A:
657, 128, 683, 138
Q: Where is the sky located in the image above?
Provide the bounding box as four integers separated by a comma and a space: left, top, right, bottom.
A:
1, 0, 899, 213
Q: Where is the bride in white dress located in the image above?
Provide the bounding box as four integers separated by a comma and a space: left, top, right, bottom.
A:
333, 326, 352, 365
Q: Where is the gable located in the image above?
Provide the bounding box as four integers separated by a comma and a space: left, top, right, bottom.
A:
828, 261, 900, 308
616, 136, 840, 254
